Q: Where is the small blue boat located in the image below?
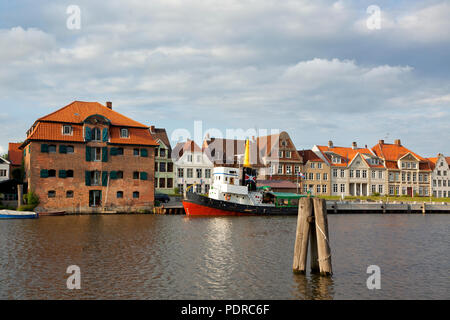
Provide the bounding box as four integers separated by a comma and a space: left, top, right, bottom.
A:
0, 210, 39, 219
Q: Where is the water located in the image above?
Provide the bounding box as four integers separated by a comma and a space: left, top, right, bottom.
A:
0, 214, 448, 300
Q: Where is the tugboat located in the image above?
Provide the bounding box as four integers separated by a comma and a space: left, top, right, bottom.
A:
182, 140, 307, 216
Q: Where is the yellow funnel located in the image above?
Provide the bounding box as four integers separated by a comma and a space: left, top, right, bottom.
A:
243, 139, 251, 168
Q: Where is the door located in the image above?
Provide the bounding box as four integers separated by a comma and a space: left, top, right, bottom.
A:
407, 187, 413, 197
89, 190, 102, 207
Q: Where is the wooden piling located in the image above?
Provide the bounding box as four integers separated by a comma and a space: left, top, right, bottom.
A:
309, 217, 320, 274
293, 197, 313, 274
17, 184, 23, 208
313, 198, 333, 276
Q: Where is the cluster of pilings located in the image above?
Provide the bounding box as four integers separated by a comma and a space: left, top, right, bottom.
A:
293, 197, 332, 276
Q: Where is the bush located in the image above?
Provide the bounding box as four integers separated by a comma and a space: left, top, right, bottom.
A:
154, 200, 161, 207
372, 192, 380, 197
17, 204, 38, 211
24, 190, 39, 206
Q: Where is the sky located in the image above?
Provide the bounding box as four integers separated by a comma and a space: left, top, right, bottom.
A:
0, 0, 449, 157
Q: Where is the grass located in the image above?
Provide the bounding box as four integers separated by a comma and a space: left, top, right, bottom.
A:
317, 195, 450, 203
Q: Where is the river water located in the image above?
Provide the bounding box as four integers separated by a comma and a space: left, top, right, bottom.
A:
0, 214, 448, 300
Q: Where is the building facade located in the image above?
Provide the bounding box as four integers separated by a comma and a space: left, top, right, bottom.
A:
298, 149, 331, 196
21, 101, 158, 213
257, 131, 304, 190
174, 140, 213, 194
0, 157, 10, 182
313, 141, 386, 196
150, 127, 175, 195
372, 139, 431, 197
427, 154, 450, 198
8, 142, 23, 180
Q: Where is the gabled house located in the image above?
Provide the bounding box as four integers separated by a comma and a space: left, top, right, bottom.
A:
0, 156, 10, 182
298, 149, 331, 196
174, 139, 213, 194
371, 139, 431, 197
426, 154, 450, 198
20, 101, 158, 213
313, 141, 385, 196
150, 126, 175, 195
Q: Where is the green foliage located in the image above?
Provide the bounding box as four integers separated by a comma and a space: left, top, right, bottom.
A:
17, 204, 38, 211
24, 190, 39, 205
372, 192, 380, 197
154, 200, 161, 207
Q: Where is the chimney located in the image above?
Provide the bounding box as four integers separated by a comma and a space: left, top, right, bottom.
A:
106, 101, 112, 109
328, 140, 333, 148
394, 139, 401, 146
379, 140, 384, 145
150, 126, 155, 133
352, 141, 357, 149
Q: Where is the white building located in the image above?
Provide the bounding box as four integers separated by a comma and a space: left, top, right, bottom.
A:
428, 154, 450, 198
173, 140, 214, 194
0, 157, 10, 182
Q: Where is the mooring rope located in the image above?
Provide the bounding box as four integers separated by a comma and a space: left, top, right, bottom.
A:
315, 221, 330, 247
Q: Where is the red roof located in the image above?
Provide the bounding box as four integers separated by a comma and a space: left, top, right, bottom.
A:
24, 101, 158, 147
446, 157, 450, 166
38, 101, 148, 128
8, 143, 23, 166
298, 149, 324, 164
372, 141, 431, 171
316, 145, 382, 168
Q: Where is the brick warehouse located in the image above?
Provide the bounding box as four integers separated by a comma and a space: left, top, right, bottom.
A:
20, 101, 158, 213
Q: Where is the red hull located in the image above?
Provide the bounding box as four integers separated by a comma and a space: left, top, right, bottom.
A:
183, 201, 256, 216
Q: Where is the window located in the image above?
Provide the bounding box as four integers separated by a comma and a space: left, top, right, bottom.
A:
205, 169, 211, 178
63, 125, 73, 135
309, 173, 314, 180
91, 171, 101, 186
378, 185, 383, 194
316, 185, 321, 193
93, 147, 101, 161
323, 173, 328, 181
167, 178, 173, 188
178, 168, 184, 178
286, 151, 291, 158
67, 146, 74, 154
362, 170, 367, 178
48, 191, 56, 198
205, 184, 210, 194
187, 154, 193, 162
117, 171, 123, 179
159, 178, 166, 188
178, 184, 184, 194
278, 165, 283, 175
187, 168, 193, 178
340, 184, 345, 193
49, 145, 57, 153
279, 151, 283, 158
117, 147, 124, 155
160, 149, 166, 158
66, 170, 74, 178
0, 170, 6, 177
316, 173, 320, 180
133, 171, 139, 179
93, 128, 101, 141
350, 170, 354, 178
167, 162, 173, 172
356, 170, 360, 178
371, 185, 376, 194
286, 165, 292, 174
196, 169, 202, 178
117, 191, 123, 198
310, 163, 315, 169
120, 129, 129, 138
340, 170, 345, 178
48, 170, 56, 177
134, 148, 140, 156
378, 171, 383, 179
159, 162, 166, 172
133, 192, 140, 199
317, 163, 322, 169
66, 191, 74, 198
294, 166, 300, 174
333, 184, 338, 193
322, 185, 327, 193
372, 171, 376, 179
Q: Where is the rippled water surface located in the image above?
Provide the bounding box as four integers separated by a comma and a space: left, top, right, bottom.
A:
0, 214, 448, 299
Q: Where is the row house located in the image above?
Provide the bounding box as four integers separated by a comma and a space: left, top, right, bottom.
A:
426, 154, 450, 198
20, 101, 158, 213
257, 132, 303, 186
150, 126, 175, 195
0, 156, 10, 182
313, 141, 386, 196
372, 139, 431, 197
174, 140, 213, 194
298, 149, 331, 196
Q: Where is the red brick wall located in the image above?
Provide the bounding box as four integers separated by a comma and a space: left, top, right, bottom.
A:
26, 140, 155, 213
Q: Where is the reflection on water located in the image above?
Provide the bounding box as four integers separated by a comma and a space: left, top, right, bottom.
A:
0, 214, 448, 299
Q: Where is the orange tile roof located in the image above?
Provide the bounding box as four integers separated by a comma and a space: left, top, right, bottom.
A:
24, 101, 158, 147
298, 149, 324, 163
8, 143, 23, 166
38, 101, 148, 128
426, 157, 438, 170
316, 145, 377, 167
446, 157, 450, 166
372, 142, 431, 171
